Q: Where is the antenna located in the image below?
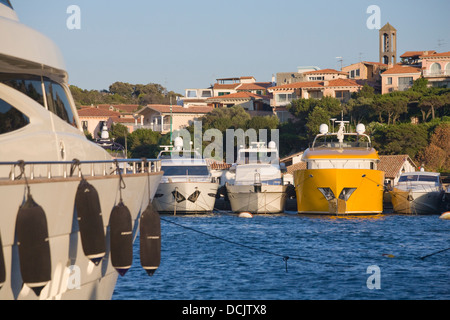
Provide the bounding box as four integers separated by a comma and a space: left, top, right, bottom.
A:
336, 57, 343, 70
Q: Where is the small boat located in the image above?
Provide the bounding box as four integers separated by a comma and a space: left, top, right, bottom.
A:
226, 141, 287, 214
390, 171, 444, 214
294, 120, 384, 215
152, 137, 219, 214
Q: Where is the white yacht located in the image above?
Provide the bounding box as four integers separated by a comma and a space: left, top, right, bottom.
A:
226, 141, 287, 214
152, 137, 219, 214
390, 171, 444, 214
0, 1, 163, 299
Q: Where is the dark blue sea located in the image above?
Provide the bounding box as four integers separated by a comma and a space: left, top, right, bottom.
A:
112, 212, 449, 301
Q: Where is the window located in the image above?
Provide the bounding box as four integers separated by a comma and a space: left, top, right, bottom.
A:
0, 74, 45, 107
81, 121, 88, 131
398, 77, 413, 91
387, 77, 392, 85
201, 90, 211, 98
430, 63, 442, 75
218, 92, 230, 96
309, 76, 324, 81
44, 79, 76, 126
0, 98, 29, 134
161, 165, 209, 176
0, 74, 77, 127
335, 90, 350, 101
187, 90, 197, 98
0, 0, 13, 9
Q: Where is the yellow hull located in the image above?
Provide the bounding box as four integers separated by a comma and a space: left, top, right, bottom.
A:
294, 169, 384, 215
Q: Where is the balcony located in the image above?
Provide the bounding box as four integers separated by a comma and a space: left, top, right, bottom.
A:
423, 70, 450, 77
133, 123, 171, 132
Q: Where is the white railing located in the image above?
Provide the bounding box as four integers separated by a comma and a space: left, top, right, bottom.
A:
422, 70, 450, 77
0, 159, 161, 181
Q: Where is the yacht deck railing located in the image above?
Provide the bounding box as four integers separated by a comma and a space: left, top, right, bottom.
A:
0, 158, 161, 181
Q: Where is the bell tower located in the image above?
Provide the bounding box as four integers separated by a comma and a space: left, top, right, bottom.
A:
379, 23, 397, 65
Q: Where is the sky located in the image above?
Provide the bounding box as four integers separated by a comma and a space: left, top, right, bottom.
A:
11, 0, 450, 94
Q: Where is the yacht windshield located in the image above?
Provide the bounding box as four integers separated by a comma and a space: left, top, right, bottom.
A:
0, 0, 13, 9
399, 175, 438, 183
161, 166, 209, 176
0, 73, 76, 127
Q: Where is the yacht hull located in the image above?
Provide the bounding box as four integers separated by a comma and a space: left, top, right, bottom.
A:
294, 169, 384, 215
390, 189, 444, 214
152, 182, 219, 214
226, 185, 287, 214
0, 172, 162, 300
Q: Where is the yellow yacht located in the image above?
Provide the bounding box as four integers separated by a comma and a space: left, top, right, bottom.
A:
294, 120, 384, 215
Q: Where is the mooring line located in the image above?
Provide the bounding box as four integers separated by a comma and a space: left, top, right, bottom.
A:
160, 217, 354, 271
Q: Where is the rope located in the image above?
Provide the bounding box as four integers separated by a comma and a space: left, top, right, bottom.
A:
159, 216, 354, 271
419, 247, 450, 260
113, 159, 126, 203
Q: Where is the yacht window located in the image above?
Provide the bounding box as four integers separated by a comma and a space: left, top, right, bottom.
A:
418, 175, 438, 182
0, 0, 13, 9
398, 175, 418, 182
0, 98, 30, 134
44, 79, 76, 126
161, 166, 209, 176
0, 74, 45, 107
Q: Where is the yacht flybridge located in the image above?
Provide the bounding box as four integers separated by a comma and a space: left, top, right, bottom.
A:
0, 1, 163, 299
294, 120, 384, 215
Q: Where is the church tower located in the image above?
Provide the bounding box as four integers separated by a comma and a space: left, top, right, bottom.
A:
379, 23, 397, 65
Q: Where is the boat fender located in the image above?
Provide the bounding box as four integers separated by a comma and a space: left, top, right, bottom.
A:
0, 231, 6, 290
15, 194, 51, 296
238, 212, 253, 218
109, 201, 133, 276
140, 203, 161, 276
74, 178, 106, 265
440, 212, 450, 220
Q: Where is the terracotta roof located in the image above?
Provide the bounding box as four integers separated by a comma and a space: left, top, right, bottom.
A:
80, 104, 140, 113
205, 158, 232, 170
207, 91, 269, 101
213, 83, 241, 90
77, 107, 120, 117
327, 78, 362, 87
236, 83, 269, 91
269, 81, 323, 91
378, 155, 417, 179
110, 116, 135, 124
286, 161, 306, 174
362, 61, 389, 67
420, 51, 450, 58
400, 50, 436, 58
303, 68, 348, 75
269, 79, 360, 91
141, 104, 213, 114
381, 65, 421, 75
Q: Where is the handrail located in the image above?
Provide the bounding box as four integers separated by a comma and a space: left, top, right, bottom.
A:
0, 158, 161, 181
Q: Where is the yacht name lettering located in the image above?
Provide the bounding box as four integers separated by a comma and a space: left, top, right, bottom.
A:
182, 304, 216, 317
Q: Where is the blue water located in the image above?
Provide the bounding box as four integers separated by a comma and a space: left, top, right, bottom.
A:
113, 212, 449, 300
